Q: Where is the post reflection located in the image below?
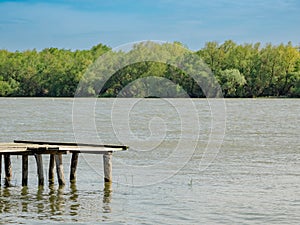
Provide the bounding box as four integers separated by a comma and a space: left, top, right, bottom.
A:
0, 183, 113, 219
36, 186, 44, 213
48, 184, 66, 214
0, 187, 11, 213
48, 184, 56, 214
21, 186, 29, 212
69, 183, 79, 216
102, 182, 112, 213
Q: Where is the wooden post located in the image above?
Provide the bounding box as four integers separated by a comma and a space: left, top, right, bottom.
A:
103, 153, 112, 183
55, 154, 66, 186
70, 153, 79, 183
22, 154, 29, 186
48, 154, 55, 185
4, 155, 12, 187
34, 154, 44, 186
0, 154, 2, 186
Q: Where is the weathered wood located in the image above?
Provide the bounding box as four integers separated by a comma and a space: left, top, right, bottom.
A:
22, 154, 29, 186
14, 140, 128, 150
103, 153, 112, 183
48, 154, 55, 184
0, 141, 129, 187
0, 143, 68, 155
70, 153, 79, 183
0, 142, 127, 156
4, 155, 12, 187
55, 154, 66, 186
34, 154, 44, 186
0, 154, 2, 186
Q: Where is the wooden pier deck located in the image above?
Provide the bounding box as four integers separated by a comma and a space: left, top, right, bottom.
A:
0, 140, 128, 187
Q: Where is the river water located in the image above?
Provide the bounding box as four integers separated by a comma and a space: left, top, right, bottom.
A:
0, 98, 299, 224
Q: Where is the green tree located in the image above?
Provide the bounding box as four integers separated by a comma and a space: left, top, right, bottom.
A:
0, 40, 299, 97
218, 69, 246, 97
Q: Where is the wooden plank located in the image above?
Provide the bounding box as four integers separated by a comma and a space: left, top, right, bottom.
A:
4, 155, 12, 187
0, 149, 68, 155
66, 147, 124, 154
22, 155, 29, 186
1, 142, 128, 155
27, 146, 59, 151
55, 154, 66, 186
0, 143, 67, 155
14, 140, 128, 150
70, 153, 79, 183
30, 148, 68, 155
34, 154, 44, 186
48, 154, 55, 184
0, 144, 28, 154
0, 143, 28, 147
63, 146, 125, 154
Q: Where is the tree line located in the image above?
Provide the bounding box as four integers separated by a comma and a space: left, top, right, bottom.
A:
0, 40, 299, 97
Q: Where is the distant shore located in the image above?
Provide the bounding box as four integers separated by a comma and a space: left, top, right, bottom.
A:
1, 41, 299, 98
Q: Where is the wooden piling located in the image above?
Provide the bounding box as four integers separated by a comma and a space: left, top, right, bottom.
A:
48, 154, 55, 184
0, 154, 2, 186
55, 154, 66, 186
103, 153, 112, 183
22, 155, 29, 186
70, 153, 79, 183
34, 154, 44, 186
4, 155, 12, 187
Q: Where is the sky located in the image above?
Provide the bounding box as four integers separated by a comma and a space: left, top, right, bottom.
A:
0, 0, 299, 51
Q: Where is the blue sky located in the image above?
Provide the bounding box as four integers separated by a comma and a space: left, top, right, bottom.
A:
0, 0, 299, 51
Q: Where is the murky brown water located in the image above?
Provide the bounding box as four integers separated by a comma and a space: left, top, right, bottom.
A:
0, 98, 299, 224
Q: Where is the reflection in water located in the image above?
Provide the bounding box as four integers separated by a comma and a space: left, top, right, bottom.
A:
0, 183, 113, 222
103, 182, 112, 213
49, 184, 56, 214
0, 99, 299, 224
69, 183, 79, 216
21, 187, 29, 212
0, 187, 11, 213
36, 186, 44, 214
48, 184, 66, 215
56, 185, 66, 214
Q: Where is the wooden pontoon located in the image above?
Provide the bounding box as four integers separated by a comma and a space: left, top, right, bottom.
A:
0, 140, 128, 187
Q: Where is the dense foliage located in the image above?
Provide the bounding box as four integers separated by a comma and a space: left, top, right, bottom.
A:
0, 41, 299, 97
197, 41, 300, 97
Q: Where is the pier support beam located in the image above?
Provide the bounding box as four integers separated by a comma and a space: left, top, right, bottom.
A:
103, 153, 112, 183
4, 155, 12, 187
55, 154, 66, 186
48, 154, 55, 185
34, 154, 44, 186
22, 155, 29, 186
70, 153, 79, 183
